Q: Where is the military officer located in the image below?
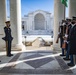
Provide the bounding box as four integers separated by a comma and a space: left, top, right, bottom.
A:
2, 21, 13, 57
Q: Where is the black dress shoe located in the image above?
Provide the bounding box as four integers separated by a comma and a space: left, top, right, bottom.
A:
7, 54, 13, 57
67, 63, 75, 67
10, 54, 13, 56
60, 54, 66, 56
63, 58, 70, 61
7, 55, 11, 57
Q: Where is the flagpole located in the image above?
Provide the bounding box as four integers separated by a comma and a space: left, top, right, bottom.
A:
61, 0, 68, 20
64, 5, 65, 20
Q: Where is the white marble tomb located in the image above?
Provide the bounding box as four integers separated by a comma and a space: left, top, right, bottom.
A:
22, 10, 54, 35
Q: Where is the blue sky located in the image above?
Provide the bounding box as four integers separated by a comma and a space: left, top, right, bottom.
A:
21, 0, 54, 17
6, 0, 68, 17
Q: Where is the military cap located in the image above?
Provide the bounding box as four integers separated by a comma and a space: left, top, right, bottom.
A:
66, 18, 71, 22
72, 16, 76, 20
62, 20, 66, 22
5, 21, 10, 23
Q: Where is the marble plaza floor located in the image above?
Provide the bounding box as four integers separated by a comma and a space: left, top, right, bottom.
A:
0, 49, 76, 75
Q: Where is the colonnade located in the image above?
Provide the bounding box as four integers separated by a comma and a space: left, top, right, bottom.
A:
0, 0, 76, 50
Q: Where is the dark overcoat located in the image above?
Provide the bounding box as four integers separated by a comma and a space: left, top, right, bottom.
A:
69, 25, 76, 54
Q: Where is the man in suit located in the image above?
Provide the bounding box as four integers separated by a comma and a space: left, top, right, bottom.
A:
3, 21, 13, 57
67, 19, 76, 66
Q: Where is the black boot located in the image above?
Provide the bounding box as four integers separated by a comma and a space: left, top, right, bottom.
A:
63, 57, 70, 60
67, 63, 75, 67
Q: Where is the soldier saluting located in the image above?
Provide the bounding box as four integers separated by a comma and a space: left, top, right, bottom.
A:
2, 21, 13, 57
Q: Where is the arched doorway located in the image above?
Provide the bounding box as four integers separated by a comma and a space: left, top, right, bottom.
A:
34, 13, 45, 30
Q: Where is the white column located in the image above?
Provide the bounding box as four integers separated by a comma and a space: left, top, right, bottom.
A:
69, 0, 76, 18
0, 0, 6, 48
10, 0, 24, 49
53, 0, 65, 50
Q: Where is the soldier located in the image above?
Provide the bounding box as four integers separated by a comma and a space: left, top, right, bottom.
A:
2, 21, 13, 57
63, 19, 72, 60
59, 20, 66, 56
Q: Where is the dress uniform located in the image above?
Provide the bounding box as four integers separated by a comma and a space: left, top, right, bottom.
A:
59, 20, 67, 56
63, 19, 72, 60
2, 21, 13, 57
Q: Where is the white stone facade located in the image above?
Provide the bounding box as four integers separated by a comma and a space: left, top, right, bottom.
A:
22, 10, 54, 35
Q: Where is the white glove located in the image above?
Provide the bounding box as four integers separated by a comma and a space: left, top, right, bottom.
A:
65, 34, 68, 38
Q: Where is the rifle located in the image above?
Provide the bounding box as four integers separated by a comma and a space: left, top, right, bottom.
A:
56, 34, 60, 43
